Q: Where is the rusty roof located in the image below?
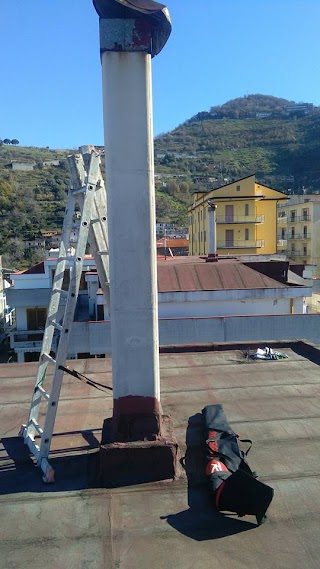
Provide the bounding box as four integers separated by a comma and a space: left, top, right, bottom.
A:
157, 258, 287, 292
157, 238, 189, 248
18, 261, 45, 275
2, 342, 320, 568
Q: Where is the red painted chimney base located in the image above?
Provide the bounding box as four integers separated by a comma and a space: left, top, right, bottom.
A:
99, 414, 180, 487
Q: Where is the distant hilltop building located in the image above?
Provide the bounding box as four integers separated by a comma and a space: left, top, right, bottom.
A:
5, 160, 36, 171
284, 103, 314, 115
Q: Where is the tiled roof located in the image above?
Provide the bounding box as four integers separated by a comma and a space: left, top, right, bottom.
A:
20, 262, 45, 275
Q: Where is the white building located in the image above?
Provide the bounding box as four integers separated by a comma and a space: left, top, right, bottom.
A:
7, 253, 313, 363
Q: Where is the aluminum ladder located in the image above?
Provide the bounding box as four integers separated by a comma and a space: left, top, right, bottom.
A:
20, 147, 110, 482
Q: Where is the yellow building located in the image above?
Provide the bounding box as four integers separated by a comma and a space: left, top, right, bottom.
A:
277, 195, 320, 275
188, 175, 287, 256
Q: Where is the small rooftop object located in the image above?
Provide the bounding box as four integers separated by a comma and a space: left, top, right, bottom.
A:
251, 347, 289, 360
93, 0, 172, 56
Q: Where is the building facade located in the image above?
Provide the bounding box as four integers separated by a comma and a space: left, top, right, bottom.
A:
277, 195, 320, 275
7, 254, 312, 363
188, 175, 287, 256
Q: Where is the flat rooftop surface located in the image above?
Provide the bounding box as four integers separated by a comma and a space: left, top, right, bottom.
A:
1, 343, 320, 569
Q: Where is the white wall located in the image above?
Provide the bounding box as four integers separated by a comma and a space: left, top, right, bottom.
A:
158, 297, 290, 318
15, 307, 28, 330
11, 274, 50, 290
68, 313, 320, 354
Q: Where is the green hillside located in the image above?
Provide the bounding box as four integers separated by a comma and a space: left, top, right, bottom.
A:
154, 93, 320, 195
1, 94, 320, 268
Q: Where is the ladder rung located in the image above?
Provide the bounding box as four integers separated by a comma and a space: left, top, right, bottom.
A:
52, 288, 68, 297
97, 250, 109, 256
48, 319, 63, 332
24, 435, 40, 460
30, 419, 43, 437
42, 353, 56, 365
36, 385, 50, 401
58, 256, 76, 263
72, 186, 87, 195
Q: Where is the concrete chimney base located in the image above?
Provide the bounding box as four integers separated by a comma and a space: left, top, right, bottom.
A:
99, 414, 180, 487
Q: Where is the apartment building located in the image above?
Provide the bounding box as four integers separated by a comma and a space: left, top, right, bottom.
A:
277, 195, 320, 275
188, 175, 287, 256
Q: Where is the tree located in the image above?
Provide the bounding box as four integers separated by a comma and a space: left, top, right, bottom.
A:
3, 138, 11, 144
11, 139, 19, 145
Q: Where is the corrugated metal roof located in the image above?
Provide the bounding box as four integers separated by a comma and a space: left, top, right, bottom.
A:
157, 258, 287, 292
156, 239, 189, 248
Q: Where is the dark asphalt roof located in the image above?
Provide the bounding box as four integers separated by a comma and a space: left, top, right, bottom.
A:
1, 341, 320, 568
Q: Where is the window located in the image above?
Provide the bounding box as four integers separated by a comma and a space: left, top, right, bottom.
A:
245, 204, 249, 216
204, 230, 206, 242
26, 308, 47, 331
303, 246, 307, 255
200, 210, 203, 221
290, 210, 296, 222
236, 185, 240, 191
245, 228, 249, 240
291, 228, 295, 239
200, 231, 203, 241
302, 208, 309, 221
303, 226, 308, 237
281, 228, 286, 239
97, 305, 104, 321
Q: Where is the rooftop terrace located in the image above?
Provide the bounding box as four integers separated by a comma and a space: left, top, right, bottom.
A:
1, 341, 320, 568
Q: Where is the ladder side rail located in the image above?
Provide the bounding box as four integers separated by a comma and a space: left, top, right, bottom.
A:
75, 158, 111, 312
87, 186, 111, 312
25, 190, 78, 439
38, 153, 102, 461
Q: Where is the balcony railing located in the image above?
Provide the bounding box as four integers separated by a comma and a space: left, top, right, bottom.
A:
217, 240, 265, 249
277, 216, 288, 223
277, 239, 287, 247
288, 215, 312, 223
216, 215, 265, 224
287, 233, 311, 240
10, 329, 44, 350
288, 251, 309, 258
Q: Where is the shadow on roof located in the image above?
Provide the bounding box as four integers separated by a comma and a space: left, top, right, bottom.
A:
0, 431, 101, 495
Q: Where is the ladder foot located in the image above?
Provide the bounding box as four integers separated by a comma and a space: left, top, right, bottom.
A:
18, 424, 26, 437
42, 467, 55, 483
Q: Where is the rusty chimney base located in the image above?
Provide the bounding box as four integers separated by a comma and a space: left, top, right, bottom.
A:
99, 396, 180, 487
200, 253, 219, 263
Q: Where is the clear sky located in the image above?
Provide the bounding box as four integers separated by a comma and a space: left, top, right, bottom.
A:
1, 0, 320, 149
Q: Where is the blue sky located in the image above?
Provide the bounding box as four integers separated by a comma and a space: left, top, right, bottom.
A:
1, 0, 320, 149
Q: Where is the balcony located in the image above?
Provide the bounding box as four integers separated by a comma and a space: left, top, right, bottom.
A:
277, 216, 288, 224
10, 329, 44, 352
217, 240, 265, 249
288, 251, 309, 258
277, 239, 287, 247
287, 233, 311, 240
288, 215, 312, 223
216, 215, 265, 224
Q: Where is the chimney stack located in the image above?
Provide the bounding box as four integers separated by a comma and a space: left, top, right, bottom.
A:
206, 199, 218, 262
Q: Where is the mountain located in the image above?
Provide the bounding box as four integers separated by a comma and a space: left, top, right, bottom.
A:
154, 94, 320, 215
1, 94, 320, 267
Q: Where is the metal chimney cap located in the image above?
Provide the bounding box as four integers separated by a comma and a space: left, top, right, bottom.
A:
93, 0, 172, 57
207, 199, 217, 210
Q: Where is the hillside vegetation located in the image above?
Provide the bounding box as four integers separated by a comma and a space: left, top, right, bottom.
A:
1, 94, 320, 268
154, 94, 320, 195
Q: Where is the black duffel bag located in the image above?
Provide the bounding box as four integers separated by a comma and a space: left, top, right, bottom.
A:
202, 404, 274, 525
